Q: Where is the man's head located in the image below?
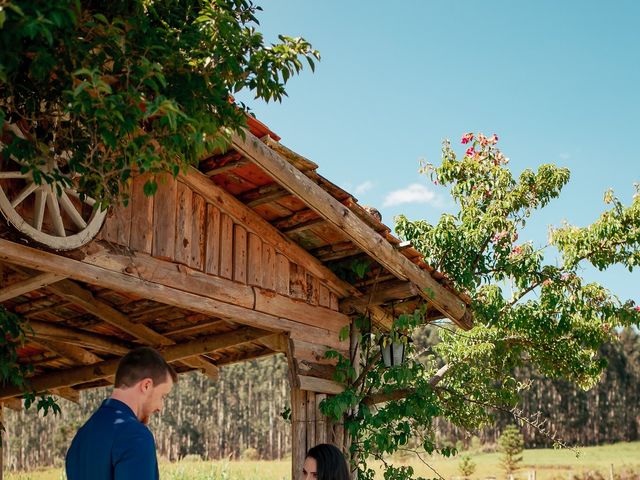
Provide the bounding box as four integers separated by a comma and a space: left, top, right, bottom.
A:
113, 347, 177, 424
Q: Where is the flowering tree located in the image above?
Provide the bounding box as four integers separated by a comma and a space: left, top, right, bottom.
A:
323, 133, 640, 480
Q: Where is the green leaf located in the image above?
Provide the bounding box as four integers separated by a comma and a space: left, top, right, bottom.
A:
143, 179, 158, 197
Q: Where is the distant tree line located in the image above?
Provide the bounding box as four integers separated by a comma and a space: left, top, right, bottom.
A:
3, 329, 639, 471
429, 327, 640, 448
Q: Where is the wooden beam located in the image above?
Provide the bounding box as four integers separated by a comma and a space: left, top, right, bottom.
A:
271, 208, 320, 231
205, 159, 249, 176
165, 320, 227, 339
0, 398, 21, 411
47, 280, 174, 346
0, 327, 270, 399
31, 338, 102, 365
0, 272, 66, 302
232, 131, 472, 329
311, 241, 360, 262
0, 240, 347, 350
8, 268, 220, 379
238, 183, 290, 207
256, 333, 288, 352
81, 247, 349, 334
213, 347, 275, 367
281, 218, 326, 235
180, 169, 357, 298
340, 280, 420, 316
51, 386, 80, 404
298, 375, 344, 395
363, 305, 395, 330
47, 278, 219, 379
27, 320, 131, 355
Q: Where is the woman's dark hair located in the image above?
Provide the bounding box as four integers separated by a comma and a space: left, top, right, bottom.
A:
305, 443, 349, 480
114, 347, 178, 388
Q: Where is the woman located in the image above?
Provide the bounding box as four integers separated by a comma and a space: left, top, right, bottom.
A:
302, 443, 350, 480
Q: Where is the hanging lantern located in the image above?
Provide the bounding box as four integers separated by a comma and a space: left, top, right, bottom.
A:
379, 333, 411, 368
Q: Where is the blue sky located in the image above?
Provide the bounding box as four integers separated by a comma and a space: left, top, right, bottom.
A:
237, 0, 639, 302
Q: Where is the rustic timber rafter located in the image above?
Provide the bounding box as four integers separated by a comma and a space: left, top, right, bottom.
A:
47, 279, 220, 379
0, 398, 22, 411
205, 159, 249, 176
51, 386, 81, 404
239, 182, 290, 208
232, 131, 472, 330
7, 264, 222, 380
340, 280, 420, 312
0, 327, 271, 400
31, 338, 102, 365
0, 272, 66, 302
27, 320, 132, 355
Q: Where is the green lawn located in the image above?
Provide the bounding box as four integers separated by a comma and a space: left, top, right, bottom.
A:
6, 442, 640, 480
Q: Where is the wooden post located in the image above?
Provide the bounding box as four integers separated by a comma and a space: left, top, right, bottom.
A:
291, 387, 307, 480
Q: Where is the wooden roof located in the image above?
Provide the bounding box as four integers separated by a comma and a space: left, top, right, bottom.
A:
0, 115, 471, 403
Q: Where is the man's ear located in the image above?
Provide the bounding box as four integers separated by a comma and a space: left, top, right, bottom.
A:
139, 378, 153, 393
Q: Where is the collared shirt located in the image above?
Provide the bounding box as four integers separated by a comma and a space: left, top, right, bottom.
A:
65, 398, 159, 480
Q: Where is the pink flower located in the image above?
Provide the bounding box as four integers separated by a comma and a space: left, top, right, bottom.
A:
542, 279, 552, 287
461, 133, 474, 144
478, 133, 488, 146
635, 306, 640, 312
465, 147, 475, 157
511, 245, 522, 255
492, 231, 508, 242
490, 134, 499, 144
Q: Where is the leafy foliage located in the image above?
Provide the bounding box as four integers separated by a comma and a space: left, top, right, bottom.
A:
323, 133, 640, 479
0, 0, 319, 207
498, 424, 524, 476
0, 0, 316, 415
0, 305, 59, 416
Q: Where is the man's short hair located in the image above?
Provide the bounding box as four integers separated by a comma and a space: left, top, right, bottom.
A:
114, 347, 178, 388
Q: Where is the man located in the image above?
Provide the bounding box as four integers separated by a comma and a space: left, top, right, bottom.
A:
66, 347, 177, 480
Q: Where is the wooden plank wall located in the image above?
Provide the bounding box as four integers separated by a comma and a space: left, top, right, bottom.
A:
98, 174, 340, 312
291, 388, 347, 480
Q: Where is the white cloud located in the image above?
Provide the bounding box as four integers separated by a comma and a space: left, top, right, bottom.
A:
355, 180, 374, 195
383, 183, 442, 207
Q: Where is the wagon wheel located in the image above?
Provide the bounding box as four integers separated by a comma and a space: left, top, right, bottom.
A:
0, 125, 107, 251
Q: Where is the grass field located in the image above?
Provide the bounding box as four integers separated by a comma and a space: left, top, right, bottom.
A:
6, 441, 639, 480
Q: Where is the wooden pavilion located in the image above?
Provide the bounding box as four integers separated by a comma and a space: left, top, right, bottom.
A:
0, 116, 472, 478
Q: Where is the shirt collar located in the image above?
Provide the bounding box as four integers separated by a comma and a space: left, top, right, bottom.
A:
101, 398, 138, 420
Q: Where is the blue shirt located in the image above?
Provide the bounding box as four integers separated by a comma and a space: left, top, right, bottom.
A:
65, 398, 159, 480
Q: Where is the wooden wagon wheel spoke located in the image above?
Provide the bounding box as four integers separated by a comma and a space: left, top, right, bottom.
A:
45, 185, 67, 237
0, 171, 29, 179
10, 182, 39, 208
58, 190, 87, 229
66, 188, 97, 207
33, 189, 46, 231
